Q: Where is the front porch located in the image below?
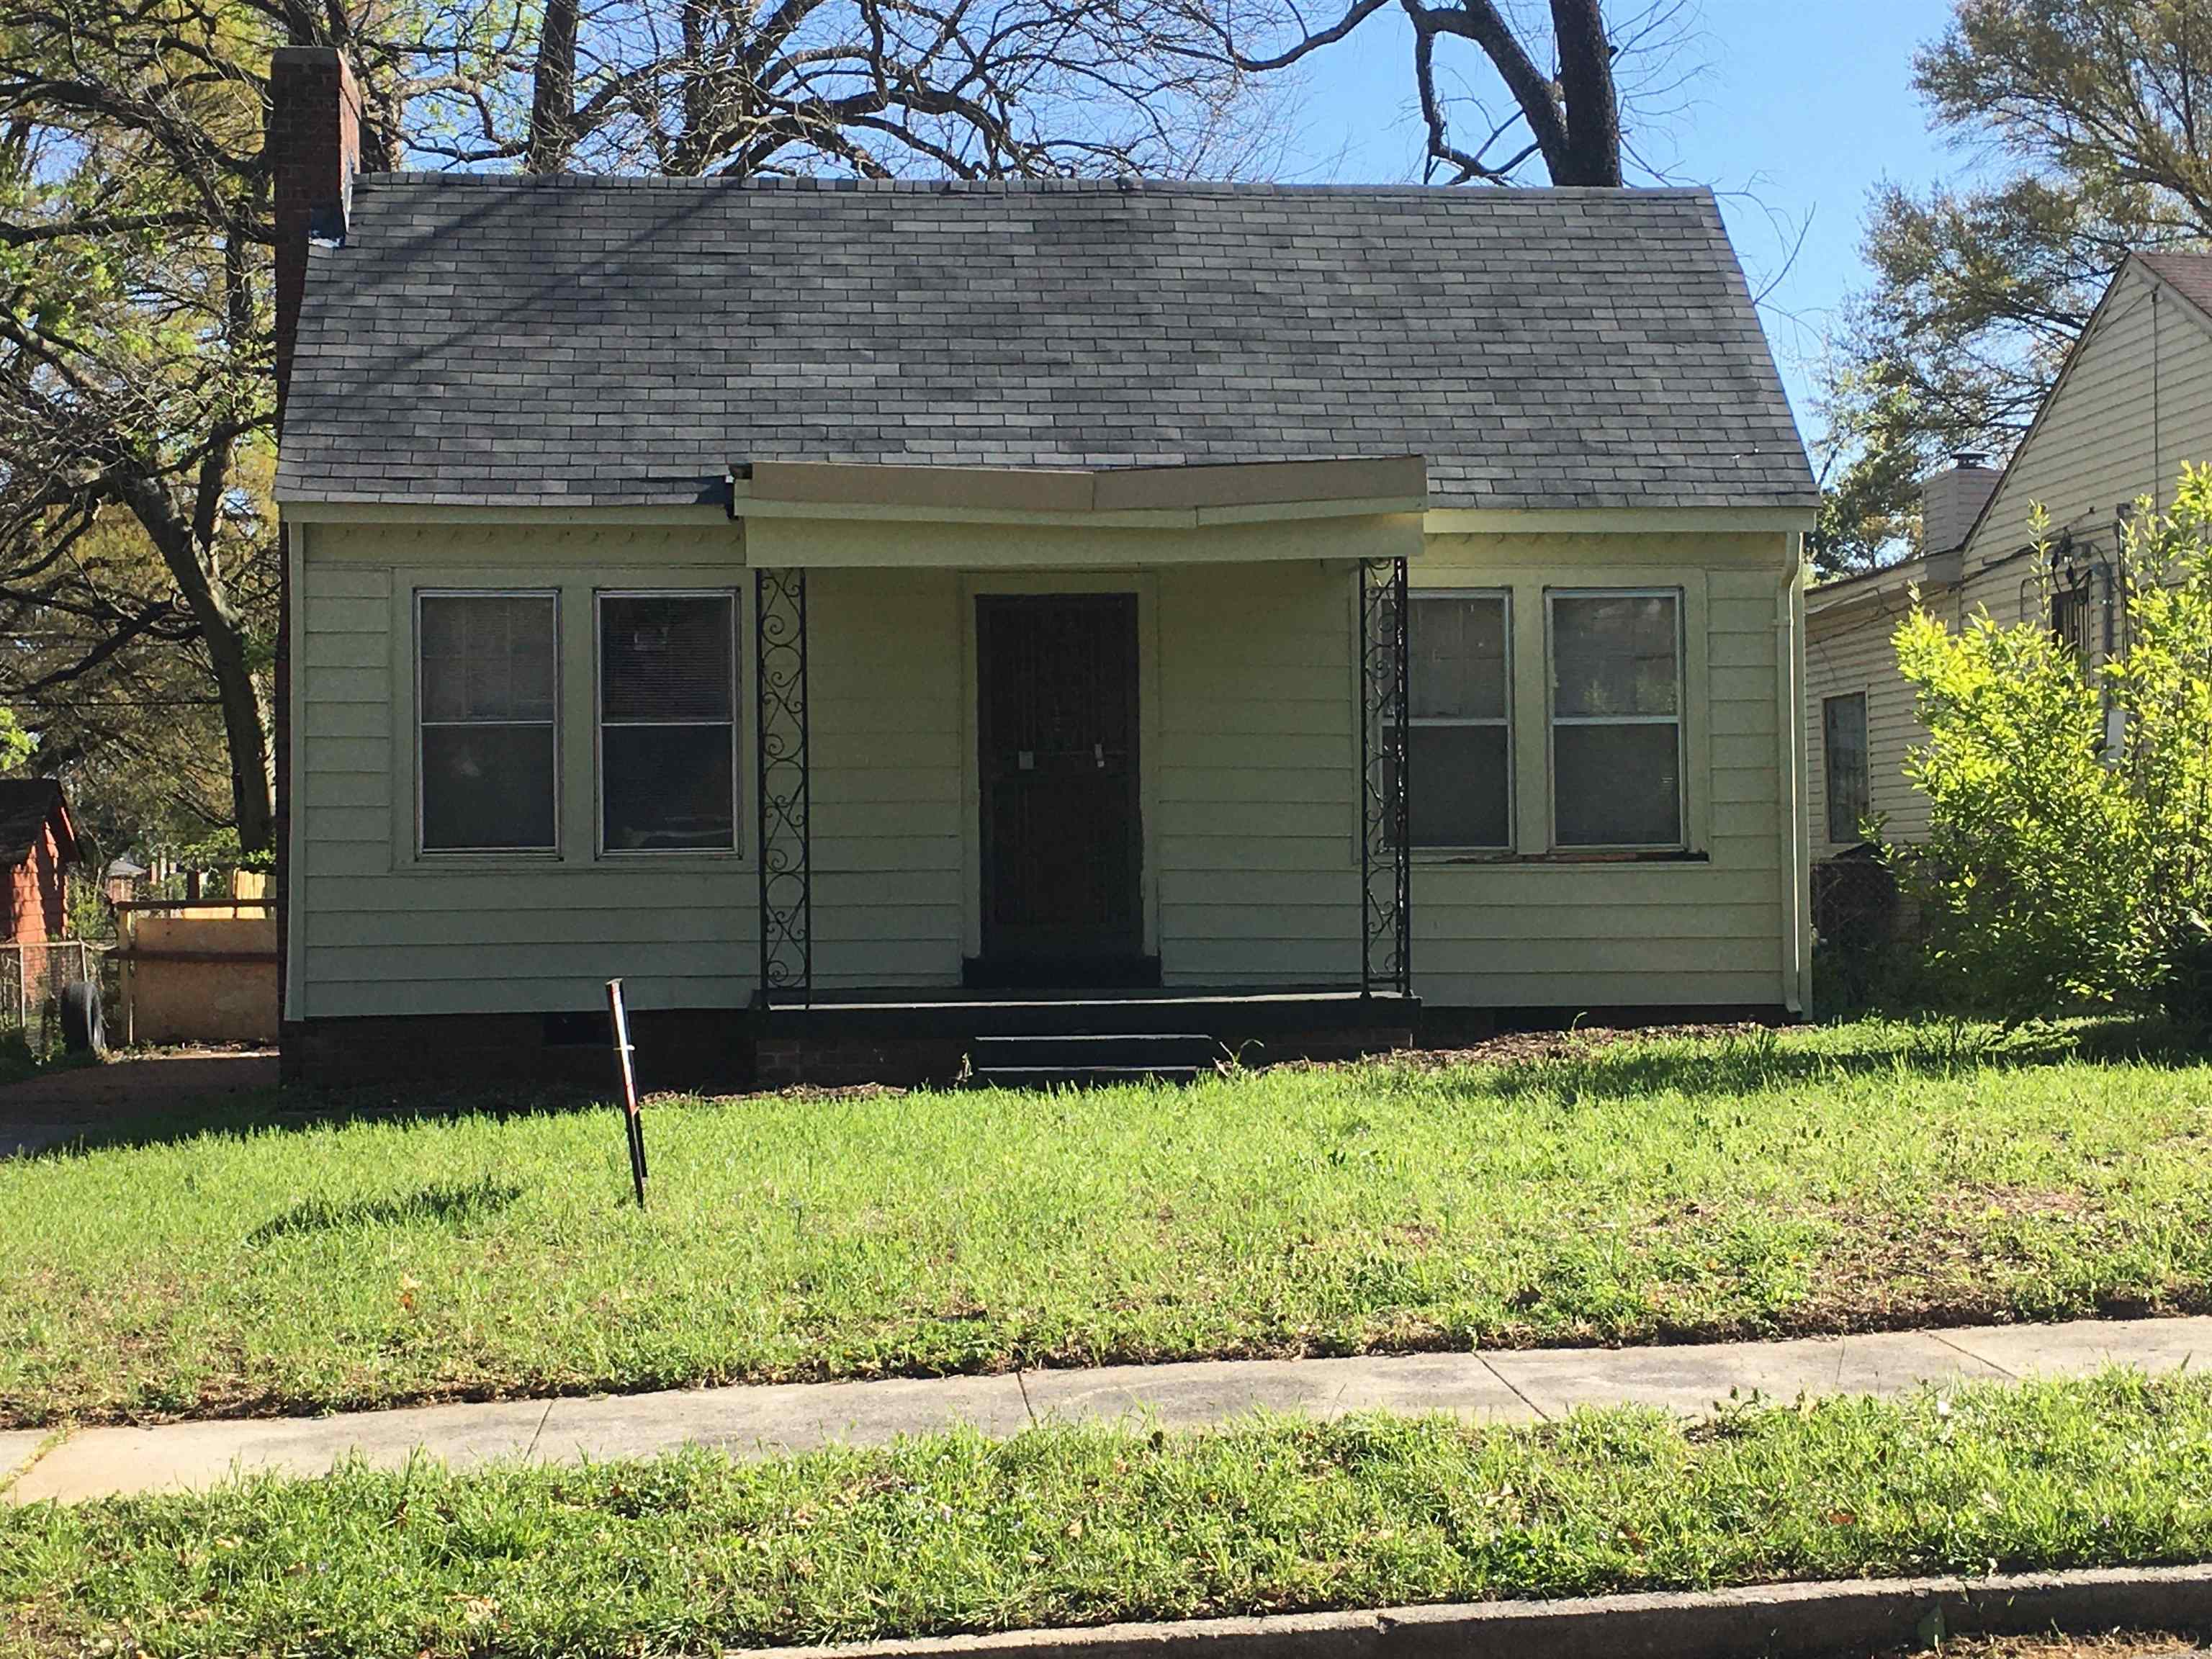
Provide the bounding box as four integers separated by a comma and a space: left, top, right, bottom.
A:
740, 459, 1425, 1022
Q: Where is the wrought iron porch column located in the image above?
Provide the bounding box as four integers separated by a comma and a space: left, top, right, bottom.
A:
755, 566, 811, 1004
1359, 557, 1411, 997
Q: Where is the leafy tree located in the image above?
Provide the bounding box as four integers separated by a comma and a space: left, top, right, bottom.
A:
0, 0, 1256, 862
1823, 0, 2212, 572
1894, 466, 2212, 1018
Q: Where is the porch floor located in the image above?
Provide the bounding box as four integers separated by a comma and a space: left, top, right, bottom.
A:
755, 986, 1419, 1040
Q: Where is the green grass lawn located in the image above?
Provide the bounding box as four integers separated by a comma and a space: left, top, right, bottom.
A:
3, 1017, 2210, 1427
9, 1373, 2212, 1657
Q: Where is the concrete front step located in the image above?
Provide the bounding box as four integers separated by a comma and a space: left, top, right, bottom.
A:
971, 1065, 1208, 1089
967, 1032, 1224, 1088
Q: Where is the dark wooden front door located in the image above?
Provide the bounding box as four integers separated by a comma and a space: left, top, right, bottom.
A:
974, 593, 1148, 986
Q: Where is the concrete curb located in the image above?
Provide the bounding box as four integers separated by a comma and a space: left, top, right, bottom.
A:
745, 1565, 2212, 1659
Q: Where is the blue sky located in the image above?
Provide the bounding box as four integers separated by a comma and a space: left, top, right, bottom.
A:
1274, 0, 1961, 448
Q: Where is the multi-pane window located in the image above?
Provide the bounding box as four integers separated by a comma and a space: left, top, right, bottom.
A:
1408, 592, 1511, 848
598, 592, 739, 853
1548, 590, 1683, 848
417, 592, 559, 853
1823, 692, 1871, 845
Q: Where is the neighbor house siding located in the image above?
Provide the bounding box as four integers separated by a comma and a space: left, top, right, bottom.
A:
1802, 580, 1961, 860
1966, 262, 2212, 579
5, 821, 63, 946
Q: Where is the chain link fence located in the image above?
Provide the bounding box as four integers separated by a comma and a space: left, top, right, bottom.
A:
0, 940, 105, 1056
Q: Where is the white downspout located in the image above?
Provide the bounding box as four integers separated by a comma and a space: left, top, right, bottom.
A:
284, 517, 310, 1026
1776, 544, 1811, 1016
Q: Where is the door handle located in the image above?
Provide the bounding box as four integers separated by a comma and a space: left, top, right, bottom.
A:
1094, 742, 1105, 770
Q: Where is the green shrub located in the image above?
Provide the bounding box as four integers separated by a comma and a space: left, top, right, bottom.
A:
1893, 466, 2212, 1020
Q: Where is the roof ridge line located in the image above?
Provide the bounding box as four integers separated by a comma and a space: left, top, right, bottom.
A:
354, 171, 1716, 200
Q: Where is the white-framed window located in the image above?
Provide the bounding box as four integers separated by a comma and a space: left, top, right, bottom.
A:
596, 590, 740, 854
1408, 590, 1513, 850
416, 590, 559, 854
1547, 588, 1684, 849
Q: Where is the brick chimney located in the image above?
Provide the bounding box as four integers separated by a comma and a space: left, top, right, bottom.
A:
267, 46, 359, 1058
269, 47, 361, 428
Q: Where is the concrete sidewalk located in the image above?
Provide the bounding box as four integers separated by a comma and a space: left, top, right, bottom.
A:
7, 1314, 2209, 1505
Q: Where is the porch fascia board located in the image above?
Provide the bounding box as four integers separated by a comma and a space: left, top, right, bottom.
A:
738, 456, 1429, 519
277, 501, 732, 526
742, 511, 1423, 570
1423, 506, 1818, 534
735, 497, 1426, 533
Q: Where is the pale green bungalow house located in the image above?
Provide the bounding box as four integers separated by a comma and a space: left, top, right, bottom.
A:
269, 48, 1818, 1086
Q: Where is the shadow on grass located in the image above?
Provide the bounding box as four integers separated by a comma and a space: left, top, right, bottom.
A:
19, 1078, 620, 1159
246, 1175, 525, 1245
1441, 1015, 2211, 1105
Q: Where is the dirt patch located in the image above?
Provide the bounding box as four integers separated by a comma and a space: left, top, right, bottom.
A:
1346, 1021, 1776, 1071
1867, 1635, 2203, 1659
0, 1049, 277, 1156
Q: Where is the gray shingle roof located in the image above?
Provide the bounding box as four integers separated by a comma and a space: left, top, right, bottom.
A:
275, 176, 1815, 513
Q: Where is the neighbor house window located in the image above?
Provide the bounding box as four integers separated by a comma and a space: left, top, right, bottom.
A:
1408, 591, 1511, 848
417, 591, 559, 853
1822, 691, 1870, 845
598, 591, 739, 853
1548, 590, 1683, 848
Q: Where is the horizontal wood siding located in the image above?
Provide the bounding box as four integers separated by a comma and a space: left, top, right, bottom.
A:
298, 521, 1796, 1019
1408, 536, 1794, 1010
1154, 563, 1360, 985
1801, 583, 1961, 858
1971, 262, 2212, 571
297, 526, 760, 1017
809, 568, 965, 985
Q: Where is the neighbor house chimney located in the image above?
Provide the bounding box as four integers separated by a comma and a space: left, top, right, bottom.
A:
1921, 451, 2000, 559
269, 47, 361, 428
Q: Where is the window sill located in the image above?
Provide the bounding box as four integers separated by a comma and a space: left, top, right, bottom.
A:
394, 851, 757, 876
595, 852, 754, 873
405, 850, 564, 870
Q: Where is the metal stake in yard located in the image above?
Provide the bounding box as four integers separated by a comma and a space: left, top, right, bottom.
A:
606, 979, 648, 1208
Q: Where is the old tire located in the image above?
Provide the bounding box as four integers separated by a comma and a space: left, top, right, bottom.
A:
60, 977, 105, 1056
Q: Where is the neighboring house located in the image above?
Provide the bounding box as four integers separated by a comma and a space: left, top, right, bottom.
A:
268, 49, 1819, 1085
1803, 459, 1999, 860
1806, 250, 2212, 873
0, 778, 81, 952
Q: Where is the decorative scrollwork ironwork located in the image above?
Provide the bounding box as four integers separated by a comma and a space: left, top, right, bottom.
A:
1359, 557, 1411, 997
755, 565, 811, 1004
